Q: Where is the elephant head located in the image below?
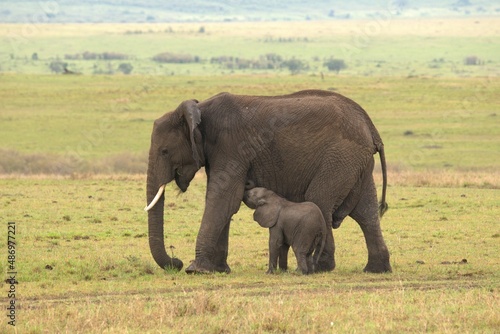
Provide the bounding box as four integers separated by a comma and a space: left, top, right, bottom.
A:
244, 187, 282, 229
144, 100, 205, 271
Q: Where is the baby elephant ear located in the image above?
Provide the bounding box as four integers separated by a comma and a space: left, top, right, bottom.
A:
254, 202, 279, 228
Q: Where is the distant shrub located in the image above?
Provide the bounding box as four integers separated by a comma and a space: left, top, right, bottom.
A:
49, 60, 68, 73
152, 52, 199, 64
281, 58, 309, 74
324, 58, 347, 74
464, 56, 481, 65
117, 63, 133, 74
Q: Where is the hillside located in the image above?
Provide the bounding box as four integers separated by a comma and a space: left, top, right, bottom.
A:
1, 0, 499, 23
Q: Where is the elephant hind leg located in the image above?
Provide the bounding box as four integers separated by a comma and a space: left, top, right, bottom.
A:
306, 255, 315, 274
350, 175, 391, 273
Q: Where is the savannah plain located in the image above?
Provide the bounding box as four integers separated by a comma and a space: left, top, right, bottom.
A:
1, 17, 499, 333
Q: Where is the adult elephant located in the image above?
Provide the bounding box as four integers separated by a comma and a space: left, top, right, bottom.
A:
145, 90, 391, 274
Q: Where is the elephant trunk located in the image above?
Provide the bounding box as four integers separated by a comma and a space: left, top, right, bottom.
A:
146, 176, 183, 271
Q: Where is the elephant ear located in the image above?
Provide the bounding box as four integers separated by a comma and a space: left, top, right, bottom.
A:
179, 99, 204, 168
253, 199, 280, 228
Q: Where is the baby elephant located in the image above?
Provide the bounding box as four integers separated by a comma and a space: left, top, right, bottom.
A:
244, 187, 326, 274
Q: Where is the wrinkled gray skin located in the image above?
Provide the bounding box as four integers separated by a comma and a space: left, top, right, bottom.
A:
244, 187, 326, 275
146, 89, 391, 274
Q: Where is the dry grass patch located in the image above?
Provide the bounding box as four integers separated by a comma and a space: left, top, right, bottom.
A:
1, 18, 497, 38
10, 282, 498, 333
0, 175, 498, 332
374, 166, 500, 189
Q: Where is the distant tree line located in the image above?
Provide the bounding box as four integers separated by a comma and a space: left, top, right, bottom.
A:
49, 59, 133, 74
209, 53, 283, 70
45, 50, 348, 75
65, 51, 129, 60
152, 52, 200, 64
262, 37, 310, 43
208, 54, 345, 74
150, 52, 345, 74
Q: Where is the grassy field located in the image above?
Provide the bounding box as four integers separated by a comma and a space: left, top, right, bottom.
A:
1, 73, 499, 176
1, 19, 499, 333
1, 18, 499, 76
0, 176, 499, 332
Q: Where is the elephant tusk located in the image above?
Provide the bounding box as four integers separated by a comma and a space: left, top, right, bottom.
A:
144, 184, 166, 211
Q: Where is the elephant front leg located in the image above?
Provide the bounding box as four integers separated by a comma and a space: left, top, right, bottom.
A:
186, 177, 245, 274
211, 222, 231, 273
185, 219, 231, 274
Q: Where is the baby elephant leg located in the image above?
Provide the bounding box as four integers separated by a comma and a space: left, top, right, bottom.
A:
267, 239, 279, 274
278, 244, 290, 272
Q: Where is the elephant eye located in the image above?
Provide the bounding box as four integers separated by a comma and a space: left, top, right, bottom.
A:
161, 148, 169, 156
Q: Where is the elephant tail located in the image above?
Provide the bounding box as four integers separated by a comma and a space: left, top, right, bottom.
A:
378, 145, 388, 218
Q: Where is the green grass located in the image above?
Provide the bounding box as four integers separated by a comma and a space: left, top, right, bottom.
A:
0, 177, 498, 332
1, 74, 499, 174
